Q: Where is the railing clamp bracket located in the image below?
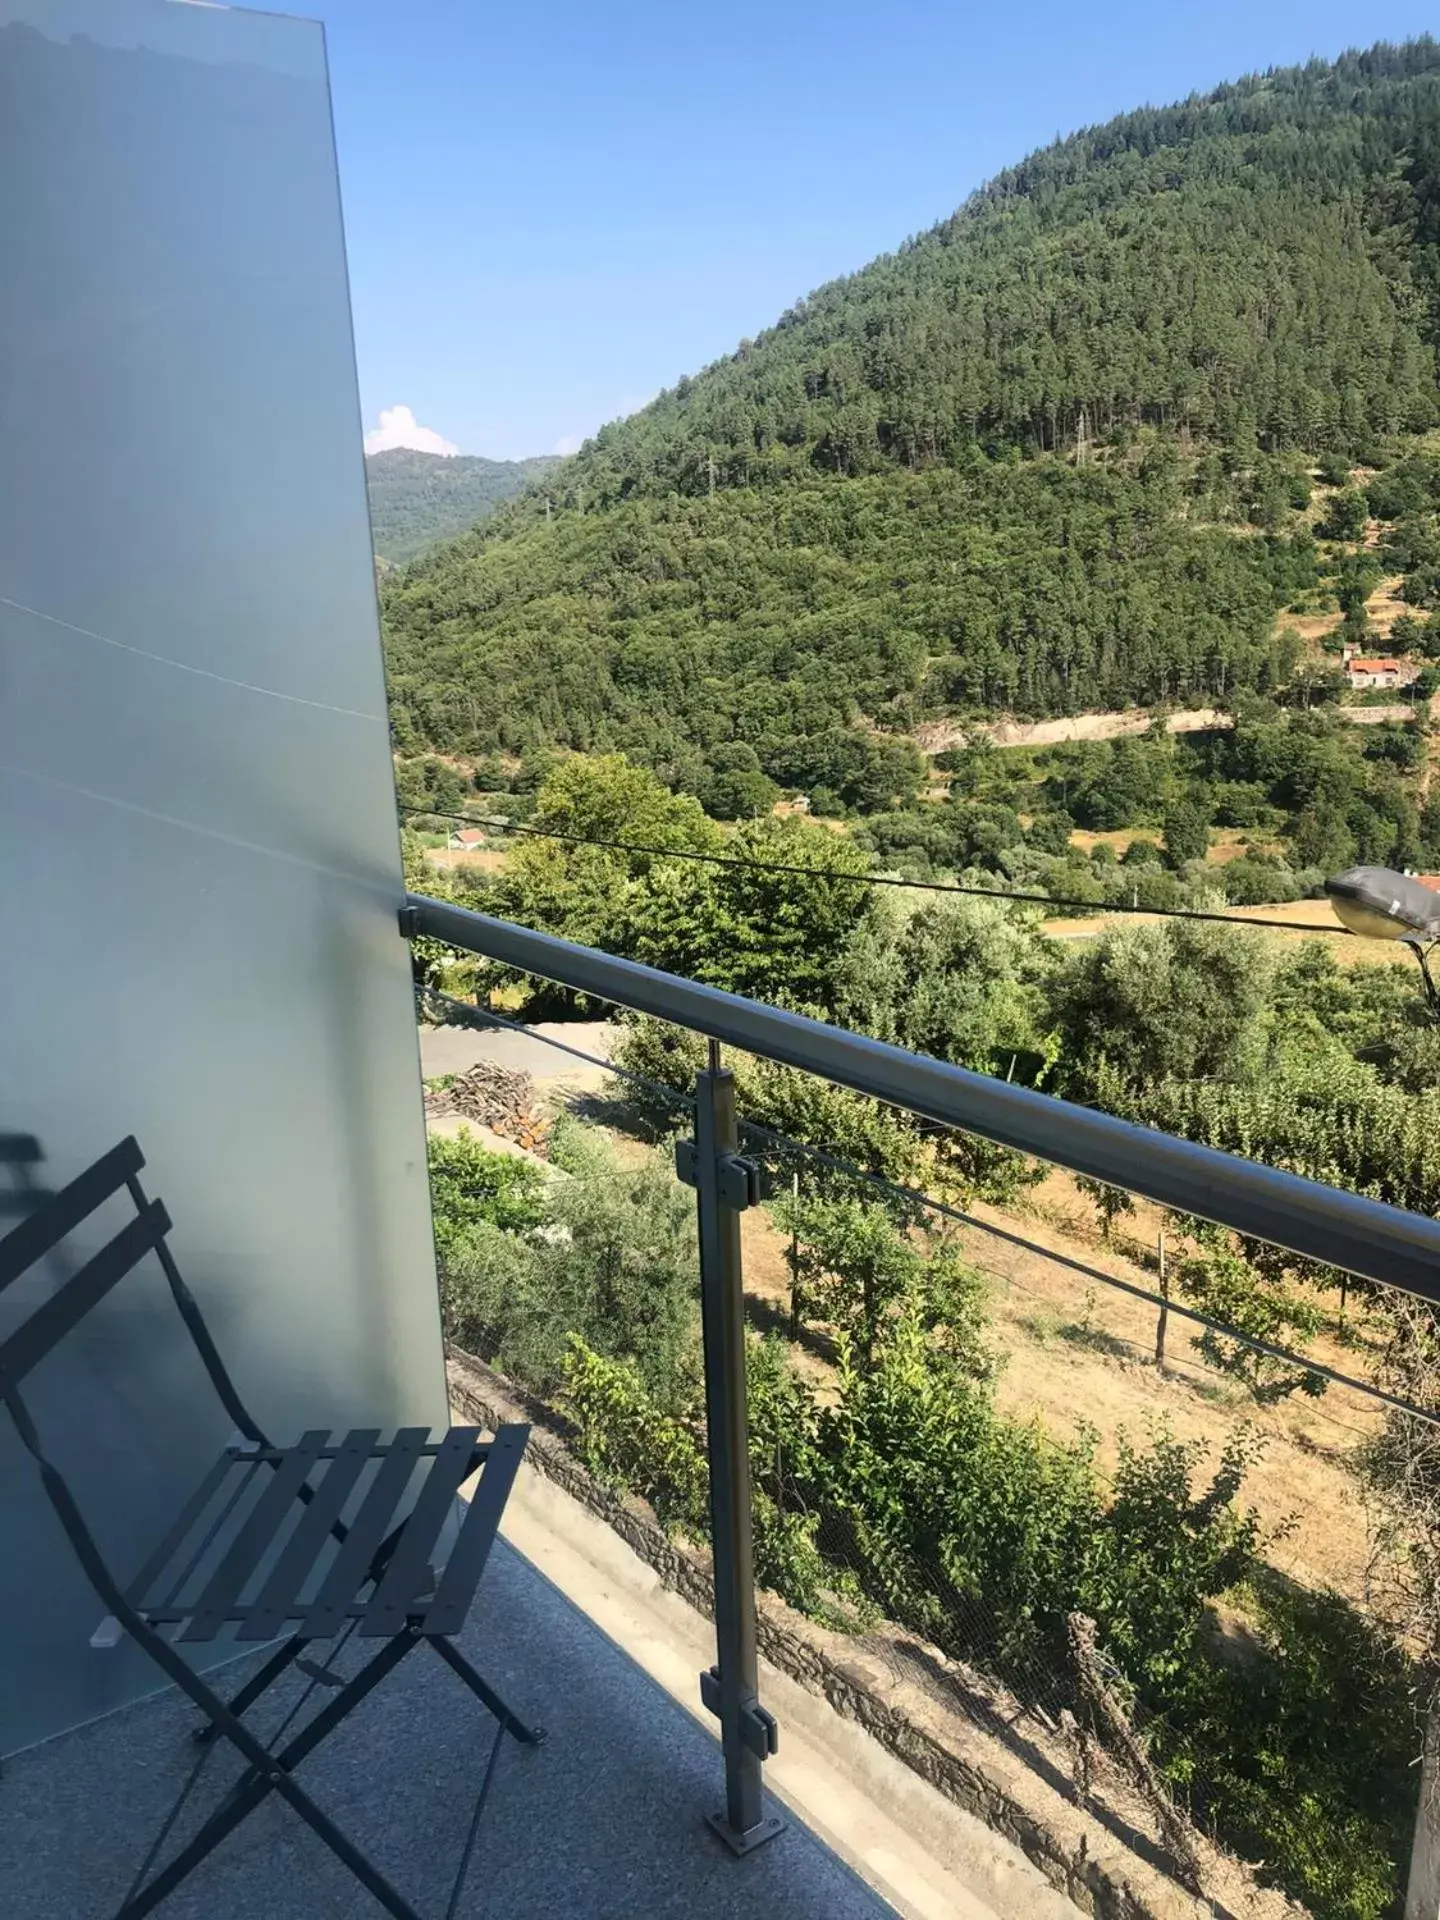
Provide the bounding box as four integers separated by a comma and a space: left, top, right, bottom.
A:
700, 1666, 778, 1759
675, 1140, 759, 1211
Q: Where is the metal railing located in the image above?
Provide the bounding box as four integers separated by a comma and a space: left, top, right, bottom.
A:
403, 890, 1440, 1861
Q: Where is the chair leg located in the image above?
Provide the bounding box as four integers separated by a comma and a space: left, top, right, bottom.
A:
429, 1634, 546, 1746
192, 1633, 306, 1744
120, 1631, 422, 1920
192, 1514, 411, 1745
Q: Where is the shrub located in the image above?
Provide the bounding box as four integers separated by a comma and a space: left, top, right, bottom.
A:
440, 1116, 700, 1408
427, 1129, 546, 1262
562, 1338, 708, 1531
1222, 856, 1301, 906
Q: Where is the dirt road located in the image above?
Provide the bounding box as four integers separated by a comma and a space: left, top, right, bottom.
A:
916, 700, 1427, 754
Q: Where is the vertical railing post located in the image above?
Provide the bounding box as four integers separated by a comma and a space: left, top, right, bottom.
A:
1408, 1700, 1440, 1920
680, 1040, 782, 1855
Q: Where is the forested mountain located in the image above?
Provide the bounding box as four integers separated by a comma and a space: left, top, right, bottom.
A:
561, 39, 1440, 496
366, 448, 558, 565
383, 39, 1440, 797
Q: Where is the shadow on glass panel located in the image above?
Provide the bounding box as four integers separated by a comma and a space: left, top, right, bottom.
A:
0, 1133, 52, 1227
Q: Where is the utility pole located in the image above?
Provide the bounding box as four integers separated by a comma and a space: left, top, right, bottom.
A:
708, 454, 717, 498
1155, 1225, 1168, 1371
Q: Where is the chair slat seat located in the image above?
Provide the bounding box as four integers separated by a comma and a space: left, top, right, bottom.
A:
122, 1425, 512, 1643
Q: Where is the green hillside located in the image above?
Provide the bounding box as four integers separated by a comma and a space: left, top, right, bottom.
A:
383, 39, 1440, 797
366, 447, 559, 566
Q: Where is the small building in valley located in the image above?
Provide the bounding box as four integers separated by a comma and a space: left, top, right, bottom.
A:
1345, 657, 1419, 690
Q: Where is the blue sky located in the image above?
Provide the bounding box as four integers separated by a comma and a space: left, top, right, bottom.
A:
320, 0, 1438, 462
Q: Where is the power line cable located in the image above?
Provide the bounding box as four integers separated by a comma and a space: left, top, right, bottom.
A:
400, 802, 1358, 937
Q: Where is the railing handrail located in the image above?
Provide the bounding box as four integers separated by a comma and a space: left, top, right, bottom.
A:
406, 893, 1440, 1304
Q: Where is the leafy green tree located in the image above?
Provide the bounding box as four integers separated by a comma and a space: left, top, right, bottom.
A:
936, 735, 1003, 797
498, 753, 720, 964
1390, 611, 1427, 652
1289, 804, 1356, 873
1026, 810, 1075, 856
774, 1194, 925, 1367
838, 897, 1056, 1080
1120, 836, 1163, 867
698, 743, 780, 820
395, 755, 468, 815
1055, 921, 1274, 1095
950, 800, 1027, 867
1174, 1227, 1326, 1401
1320, 490, 1369, 542
1161, 798, 1211, 867
630, 814, 876, 1009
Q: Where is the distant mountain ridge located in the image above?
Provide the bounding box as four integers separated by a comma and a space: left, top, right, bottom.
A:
381, 38, 1440, 798
366, 447, 559, 565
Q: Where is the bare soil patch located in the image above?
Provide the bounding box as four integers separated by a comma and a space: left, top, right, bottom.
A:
732, 1160, 1380, 1608
425, 846, 507, 873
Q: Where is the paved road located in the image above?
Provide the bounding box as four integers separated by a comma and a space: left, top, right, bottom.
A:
419, 1018, 617, 1086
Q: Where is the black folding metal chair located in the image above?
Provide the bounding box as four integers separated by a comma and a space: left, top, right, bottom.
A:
0, 1135, 543, 1919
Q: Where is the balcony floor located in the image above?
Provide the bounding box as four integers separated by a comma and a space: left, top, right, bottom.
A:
0, 1537, 891, 1920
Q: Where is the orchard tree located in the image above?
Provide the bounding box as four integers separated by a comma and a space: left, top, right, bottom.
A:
1174, 1224, 1326, 1402
1054, 921, 1274, 1096
773, 1193, 990, 1376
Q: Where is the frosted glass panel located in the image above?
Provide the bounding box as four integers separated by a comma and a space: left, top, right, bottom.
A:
0, 0, 445, 1751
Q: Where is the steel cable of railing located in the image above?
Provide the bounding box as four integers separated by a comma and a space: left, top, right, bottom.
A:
408, 893, 1440, 1297
416, 986, 1437, 1430
416, 985, 692, 1115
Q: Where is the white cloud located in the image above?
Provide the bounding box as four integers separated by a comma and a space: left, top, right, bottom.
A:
552, 433, 584, 457
363, 404, 459, 457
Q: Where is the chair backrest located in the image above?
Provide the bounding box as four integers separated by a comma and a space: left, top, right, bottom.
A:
0, 1136, 260, 1445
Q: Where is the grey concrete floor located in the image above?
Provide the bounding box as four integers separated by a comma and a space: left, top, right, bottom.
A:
0, 1537, 892, 1920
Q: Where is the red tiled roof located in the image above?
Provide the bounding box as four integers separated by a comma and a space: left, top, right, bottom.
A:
454, 829, 485, 846
1347, 659, 1401, 673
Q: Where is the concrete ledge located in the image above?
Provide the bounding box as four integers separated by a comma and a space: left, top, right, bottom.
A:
447, 1351, 1295, 1920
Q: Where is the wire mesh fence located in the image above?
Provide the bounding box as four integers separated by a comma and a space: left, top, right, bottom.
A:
417, 978, 1427, 1919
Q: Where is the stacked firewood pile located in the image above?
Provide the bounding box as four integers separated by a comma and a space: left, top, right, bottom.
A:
424, 1062, 549, 1154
